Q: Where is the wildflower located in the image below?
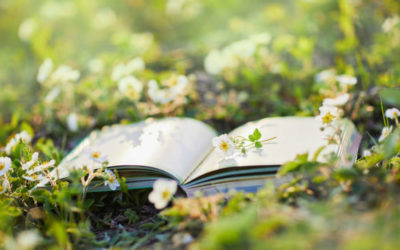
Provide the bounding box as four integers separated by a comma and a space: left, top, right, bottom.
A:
50, 65, 80, 84
0, 157, 11, 177
322, 93, 350, 107
27, 160, 56, 175
89, 150, 108, 164
66, 113, 79, 132
147, 76, 188, 104
382, 16, 399, 33
37, 58, 54, 83
204, 50, 229, 75
104, 169, 120, 191
5, 131, 32, 155
23, 173, 45, 182
18, 18, 37, 41
22, 152, 39, 170
0, 179, 8, 194
44, 87, 61, 103
362, 150, 372, 157
316, 105, 339, 126
336, 75, 357, 88
148, 179, 177, 209
379, 126, 393, 142
118, 76, 143, 100
111, 57, 145, 82
212, 134, 237, 157
315, 69, 336, 83
16, 230, 42, 250
385, 108, 400, 119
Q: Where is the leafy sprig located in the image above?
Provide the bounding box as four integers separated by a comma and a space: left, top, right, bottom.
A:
232, 128, 276, 154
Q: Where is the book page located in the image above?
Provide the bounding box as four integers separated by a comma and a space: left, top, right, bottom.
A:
184, 117, 359, 184
41, 117, 216, 184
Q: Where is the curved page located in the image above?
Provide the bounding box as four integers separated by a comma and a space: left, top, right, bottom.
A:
185, 117, 357, 183
39, 117, 216, 185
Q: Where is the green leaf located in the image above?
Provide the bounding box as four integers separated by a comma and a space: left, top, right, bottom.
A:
255, 141, 262, 148
248, 134, 255, 142
253, 128, 261, 140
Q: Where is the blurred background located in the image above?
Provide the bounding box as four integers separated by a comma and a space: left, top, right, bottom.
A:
0, 0, 399, 149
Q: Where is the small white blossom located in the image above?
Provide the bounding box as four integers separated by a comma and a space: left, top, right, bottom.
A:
23, 173, 45, 182
204, 50, 229, 75
88, 150, 108, 164
148, 179, 177, 209
212, 134, 237, 157
0, 157, 12, 177
315, 69, 336, 83
111, 57, 145, 82
5, 131, 32, 155
16, 230, 42, 250
322, 93, 350, 107
50, 65, 80, 84
379, 126, 393, 142
336, 75, 357, 88
37, 58, 54, 83
93, 8, 117, 29
18, 18, 37, 41
22, 152, 39, 170
362, 150, 372, 157
382, 16, 399, 33
27, 160, 55, 175
147, 76, 188, 104
104, 169, 120, 191
44, 87, 61, 103
0, 179, 8, 194
67, 113, 79, 132
385, 108, 400, 119
118, 76, 143, 100
316, 105, 339, 126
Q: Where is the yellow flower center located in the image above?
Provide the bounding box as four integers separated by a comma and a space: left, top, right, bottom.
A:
322, 112, 335, 124
32, 174, 38, 180
220, 141, 229, 152
162, 190, 171, 200
92, 152, 100, 158
109, 176, 115, 183
127, 86, 137, 98
0, 164, 4, 171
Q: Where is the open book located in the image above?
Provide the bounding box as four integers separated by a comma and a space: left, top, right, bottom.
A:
39, 117, 361, 196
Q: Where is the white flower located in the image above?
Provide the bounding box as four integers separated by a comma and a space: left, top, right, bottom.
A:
88, 58, 104, 74
104, 169, 120, 191
111, 58, 145, 82
147, 76, 188, 104
249, 33, 271, 45
23, 173, 45, 182
16, 230, 41, 250
212, 134, 237, 157
0, 157, 11, 177
22, 152, 39, 170
322, 93, 350, 107
44, 87, 61, 103
18, 18, 37, 41
27, 160, 56, 175
0, 179, 8, 194
37, 58, 54, 83
5, 131, 32, 155
118, 76, 143, 100
382, 16, 399, 33
66, 113, 79, 132
88, 150, 108, 164
204, 50, 229, 75
50, 65, 80, 84
362, 150, 372, 157
315, 69, 336, 83
148, 179, 177, 209
126, 57, 145, 73
336, 75, 357, 88
379, 126, 393, 142
316, 105, 339, 126
385, 108, 400, 119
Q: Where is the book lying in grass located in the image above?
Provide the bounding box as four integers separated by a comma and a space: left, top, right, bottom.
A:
38, 117, 361, 196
